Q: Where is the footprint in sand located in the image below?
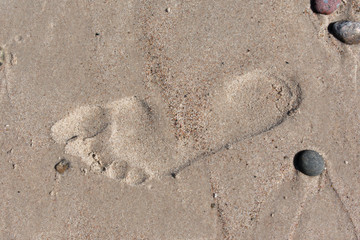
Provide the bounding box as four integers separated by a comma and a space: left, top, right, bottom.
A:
205, 70, 300, 148
51, 70, 301, 185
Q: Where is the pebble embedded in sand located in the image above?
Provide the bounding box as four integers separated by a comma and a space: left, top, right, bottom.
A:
313, 0, 341, 15
331, 21, 360, 45
294, 150, 325, 176
55, 159, 70, 174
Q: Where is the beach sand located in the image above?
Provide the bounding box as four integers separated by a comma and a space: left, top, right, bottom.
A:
1, 0, 359, 239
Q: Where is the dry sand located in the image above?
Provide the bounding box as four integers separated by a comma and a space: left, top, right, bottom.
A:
1, 0, 359, 239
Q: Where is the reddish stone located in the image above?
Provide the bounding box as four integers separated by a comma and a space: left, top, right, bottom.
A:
313, 0, 341, 15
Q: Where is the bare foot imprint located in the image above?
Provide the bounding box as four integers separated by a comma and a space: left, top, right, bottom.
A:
51, 70, 301, 185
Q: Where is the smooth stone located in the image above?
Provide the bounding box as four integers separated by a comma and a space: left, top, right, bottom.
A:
331, 21, 360, 44
55, 159, 70, 174
312, 0, 341, 15
293, 150, 325, 176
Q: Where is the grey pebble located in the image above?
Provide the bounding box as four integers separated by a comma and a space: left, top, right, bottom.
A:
293, 150, 325, 176
331, 21, 360, 44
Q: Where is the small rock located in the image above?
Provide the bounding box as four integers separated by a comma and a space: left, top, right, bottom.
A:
55, 159, 70, 174
293, 150, 325, 176
312, 0, 341, 15
331, 21, 360, 44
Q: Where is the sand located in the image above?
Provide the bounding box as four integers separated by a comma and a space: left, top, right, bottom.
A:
0, 0, 359, 239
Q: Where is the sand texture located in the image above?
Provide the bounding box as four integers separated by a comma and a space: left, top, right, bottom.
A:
1, 0, 360, 239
